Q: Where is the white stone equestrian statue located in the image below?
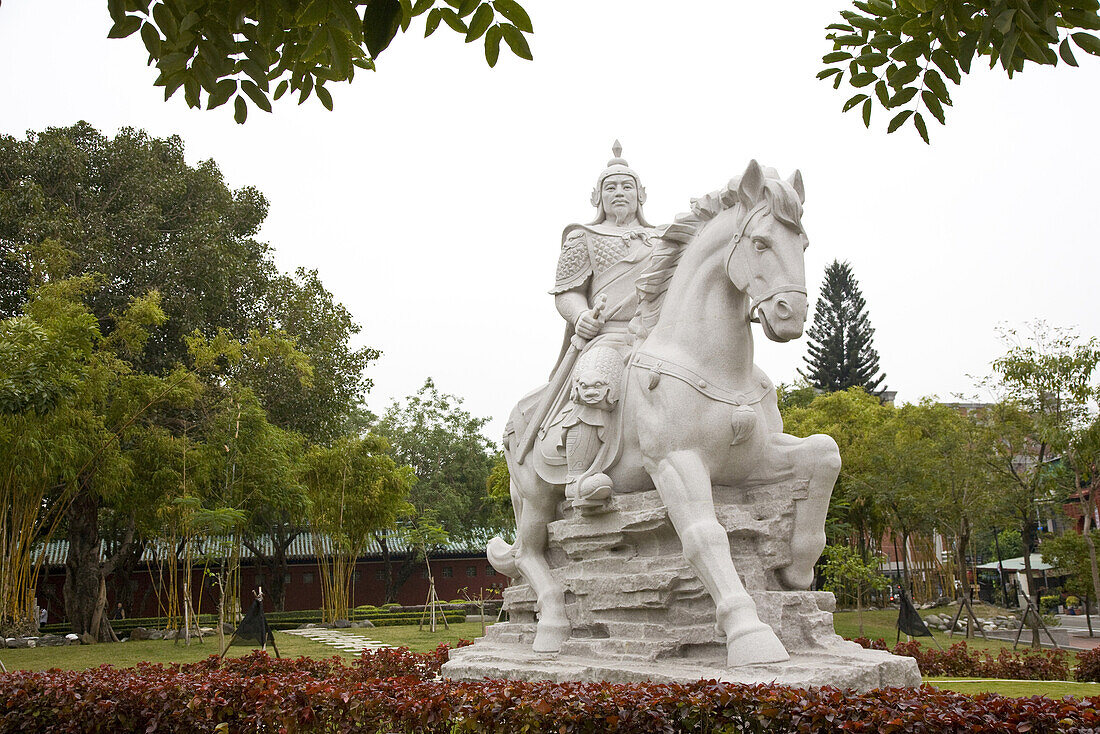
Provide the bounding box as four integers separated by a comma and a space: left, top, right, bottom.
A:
487, 143, 841, 668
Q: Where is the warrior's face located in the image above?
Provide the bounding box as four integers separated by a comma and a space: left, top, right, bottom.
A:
574, 369, 611, 406
600, 174, 639, 226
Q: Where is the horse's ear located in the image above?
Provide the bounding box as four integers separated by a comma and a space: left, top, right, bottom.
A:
788, 169, 805, 204
738, 160, 765, 205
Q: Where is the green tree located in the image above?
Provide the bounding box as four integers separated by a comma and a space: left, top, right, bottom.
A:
302, 434, 414, 622
0, 123, 273, 375
800, 260, 886, 394
822, 0, 1100, 142
239, 268, 379, 444
783, 387, 893, 551
821, 543, 889, 635
104, 0, 534, 123
1041, 530, 1097, 620
979, 322, 1100, 645
887, 402, 999, 597
372, 378, 496, 601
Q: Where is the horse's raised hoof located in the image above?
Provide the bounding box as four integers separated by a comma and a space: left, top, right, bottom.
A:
532, 620, 571, 653
776, 564, 814, 590
486, 536, 519, 578
727, 626, 789, 667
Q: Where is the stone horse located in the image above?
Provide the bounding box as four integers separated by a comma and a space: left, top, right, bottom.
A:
488, 160, 841, 667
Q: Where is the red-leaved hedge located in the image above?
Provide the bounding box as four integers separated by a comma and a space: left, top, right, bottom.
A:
849, 637, 1074, 680
3, 643, 1100, 733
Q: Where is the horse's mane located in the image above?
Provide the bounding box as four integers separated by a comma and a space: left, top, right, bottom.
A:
633, 169, 805, 337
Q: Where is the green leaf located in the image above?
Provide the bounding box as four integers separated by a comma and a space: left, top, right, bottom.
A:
183, 78, 200, 108
823, 51, 853, 63
850, 17, 880, 32
994, 9, 1016, 34
108, 15, 142, 39
139, 22, 161, 56
316, 84, 334, 110
273, 79, 289, 101
931, 49, 961, 84
207, 79, 237, 110
1072, 31, 1100, 56
890, 87, 917, 106
826, 23, 855, 32
425, 8, 442, 36
411, 0, 433, 16
151, 3, 178, 39
843, 93, 869, 111
921, 89, 945, 124
398, 0, 414, 31
456, 0, 478, 16
241, 80, 272, 112
484, 24, 503, 66
869, 33, 901, 51
234, 95, 247, 124
889, 63, 920, 87
438, 8, 467, 32
857, 51, 888, 67
862, 98, 872, 127
499, 22, 532, 60
466, 5, 493, 42
833, 33, 866, 45
887, 109, 913, 133
874, 79, 890, 107
850, 71, 877, 87
492, 0, 533, 33
1060, 37, 1080, 66
923, 68, 951, 104
914, 111, 929, 143
298, 74, 314, 104
363, 0, 403, 57
817, 67, 842, 80
890, 39, 925, 62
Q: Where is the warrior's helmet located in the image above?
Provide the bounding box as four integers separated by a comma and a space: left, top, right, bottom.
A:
589, 140, 653, 227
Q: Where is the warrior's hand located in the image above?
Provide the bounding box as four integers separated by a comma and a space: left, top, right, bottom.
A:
575, 304, 605, 340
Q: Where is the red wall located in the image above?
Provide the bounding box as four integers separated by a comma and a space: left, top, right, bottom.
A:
35, 555, 505, 623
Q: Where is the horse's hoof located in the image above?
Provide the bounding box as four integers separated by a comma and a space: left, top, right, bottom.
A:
486, 536, 519, 578
532, 621, 571, 653
727, 626, 789, 667
776, 565, 814, 590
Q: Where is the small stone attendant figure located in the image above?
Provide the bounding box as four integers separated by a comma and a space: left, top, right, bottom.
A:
561, 346, 623, 506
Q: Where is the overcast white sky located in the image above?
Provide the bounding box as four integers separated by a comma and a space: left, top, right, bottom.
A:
3, 2, 1099, 441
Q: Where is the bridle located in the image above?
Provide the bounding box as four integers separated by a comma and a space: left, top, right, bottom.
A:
725, 200, 807, 323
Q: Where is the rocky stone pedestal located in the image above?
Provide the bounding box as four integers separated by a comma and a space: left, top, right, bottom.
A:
443, 485, 920, 690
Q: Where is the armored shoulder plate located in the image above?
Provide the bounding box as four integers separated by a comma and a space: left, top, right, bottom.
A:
552, 228, 592, 294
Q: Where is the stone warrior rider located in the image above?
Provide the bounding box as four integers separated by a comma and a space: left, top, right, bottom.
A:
527, 142, 662, 508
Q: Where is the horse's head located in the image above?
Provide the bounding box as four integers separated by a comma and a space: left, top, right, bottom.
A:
719, 160, 809, 343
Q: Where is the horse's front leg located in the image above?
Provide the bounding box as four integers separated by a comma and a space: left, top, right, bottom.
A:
646, 449, 789, 666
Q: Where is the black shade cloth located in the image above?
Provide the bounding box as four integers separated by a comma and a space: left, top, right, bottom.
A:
897, 589, 933, 638
233, 598, 272, 644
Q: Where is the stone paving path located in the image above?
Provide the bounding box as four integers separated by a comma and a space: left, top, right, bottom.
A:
282, 627, 393, 653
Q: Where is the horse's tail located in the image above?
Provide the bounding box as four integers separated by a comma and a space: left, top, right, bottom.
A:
486, 535, 519, 578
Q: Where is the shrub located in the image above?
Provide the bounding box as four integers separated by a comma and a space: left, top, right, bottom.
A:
1040, 595, 1062, 614
3, 648, 1100, 733
1076, 647, 1100, 682
847, 638, 1072, 681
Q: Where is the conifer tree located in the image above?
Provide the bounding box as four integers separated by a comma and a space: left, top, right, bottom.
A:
799, 260, 886, 393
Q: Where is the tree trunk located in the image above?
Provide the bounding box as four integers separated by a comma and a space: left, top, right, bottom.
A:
375, 532, 416, 604
63, 492, 104, 639
1021, 518, 1039, 649
1079, 477, 1100, 634
242, 526, 300, 612
956, 516, 971, 597
105, 536, 145, 615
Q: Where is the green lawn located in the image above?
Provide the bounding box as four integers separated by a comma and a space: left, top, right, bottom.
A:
0, 621, 489, 673
925, 677, 1100, 698
832, 606, 1032, 654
